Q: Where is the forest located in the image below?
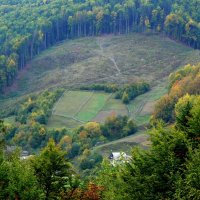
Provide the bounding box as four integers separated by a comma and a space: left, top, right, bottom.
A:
0, 0, 200, 199
0, 0, 200, 92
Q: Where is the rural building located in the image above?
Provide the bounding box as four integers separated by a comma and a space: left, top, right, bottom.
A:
109, 152, 131, 166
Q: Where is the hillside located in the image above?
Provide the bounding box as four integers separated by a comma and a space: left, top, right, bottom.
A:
1, 33, 200, 121
6, 33, 200, 94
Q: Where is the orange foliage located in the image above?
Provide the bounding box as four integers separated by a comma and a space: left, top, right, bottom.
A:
61, 183, 103, 200
79, 130, 88, 139
82, 183, 103, 200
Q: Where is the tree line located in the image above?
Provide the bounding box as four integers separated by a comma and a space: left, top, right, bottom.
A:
0, 0, 200, 92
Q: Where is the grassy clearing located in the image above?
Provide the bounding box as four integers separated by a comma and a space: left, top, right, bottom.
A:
127, 82, 168, 125
76, 92, 111, 122
102, 96, 127, 110
49, 91, 128, 127
53, 91, 93, 117
92, 96, 128, 123
2, 33, 199, 99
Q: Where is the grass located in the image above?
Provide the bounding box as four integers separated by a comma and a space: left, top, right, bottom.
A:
127, 82, 168, 125
2, 33, 199, 98
49, 91, 113, 127
76, 92, 111, 122
53, 91, 93, 117
48, 84, 165, 128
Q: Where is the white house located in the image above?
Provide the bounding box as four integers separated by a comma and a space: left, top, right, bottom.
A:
109, 152, 131, 166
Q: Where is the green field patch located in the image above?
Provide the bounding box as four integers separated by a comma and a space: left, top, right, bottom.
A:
128, 83, 168, 125
53, 91, 93, 117
102, 97, 126, 110
135, 115, 151, 126
76, 92, 111, 122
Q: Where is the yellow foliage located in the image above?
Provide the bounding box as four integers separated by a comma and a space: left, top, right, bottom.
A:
85, 122, 101, 137
39, 127, 46, 135
60, 135, 72, 145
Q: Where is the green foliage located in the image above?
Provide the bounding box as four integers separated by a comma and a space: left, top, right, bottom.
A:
115, 82, 150, 104
32, 139, 74, 200
153, 63, 200, 122
96, 159, 125, 200
0, 150, 41, 199
176, 148, 200, 199
101, 115, 137, 139
80, 153, 103, 170
80, 84, 118, 93
0, 119, 6, 148
16, 89, 64, 124
175, 94, 200, 142
122, 91, 129, 104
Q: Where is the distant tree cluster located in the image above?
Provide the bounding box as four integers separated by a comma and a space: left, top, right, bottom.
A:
153, 63, 200, 122
4, 89, 70, 151
80, 82, 150, 104
0, 0, 200, 92
15, 89, 64, 124
115, 82, 150, 104
80, 84, 118, 93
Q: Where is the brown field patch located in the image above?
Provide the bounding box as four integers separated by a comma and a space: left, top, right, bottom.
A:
92, 109, 128, 123
140, 101, 157, 115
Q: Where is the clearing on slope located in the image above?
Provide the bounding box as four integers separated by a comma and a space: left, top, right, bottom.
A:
1, 33, 200, 125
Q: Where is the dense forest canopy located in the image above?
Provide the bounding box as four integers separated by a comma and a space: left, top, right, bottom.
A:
0, 0, 200, 92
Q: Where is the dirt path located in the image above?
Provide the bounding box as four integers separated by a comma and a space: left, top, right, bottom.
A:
97, 37, 121, 74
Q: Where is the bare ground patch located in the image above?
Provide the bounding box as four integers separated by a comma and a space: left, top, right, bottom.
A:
92, 109, 128, 123
140, 101, 157, 115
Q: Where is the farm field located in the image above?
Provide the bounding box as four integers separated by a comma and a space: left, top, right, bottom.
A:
128, 81, 168, 125
49, 91, 124, 128
48, 83, 167, 128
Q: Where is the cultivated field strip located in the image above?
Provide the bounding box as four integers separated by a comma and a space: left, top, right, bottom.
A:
51, 91, 114, 125
76, 92, 113, 122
